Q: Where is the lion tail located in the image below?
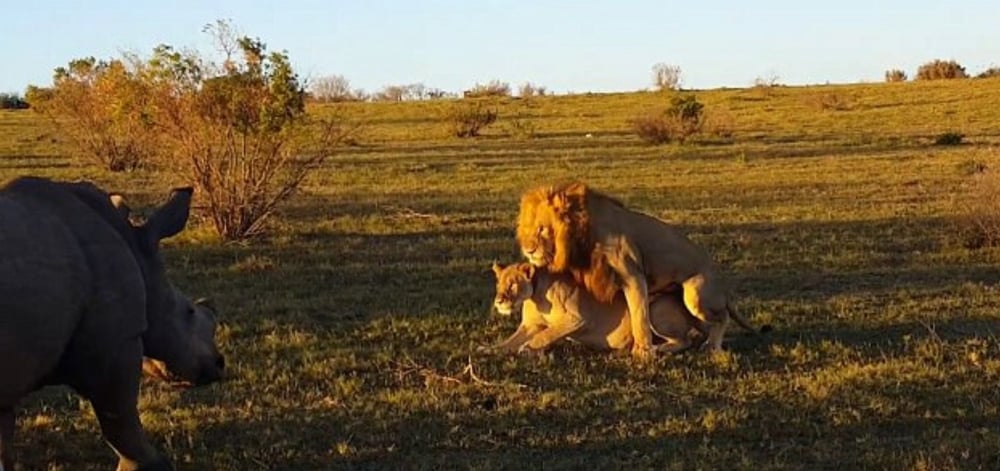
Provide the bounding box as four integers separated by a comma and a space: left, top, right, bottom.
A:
727, 300, 773, 334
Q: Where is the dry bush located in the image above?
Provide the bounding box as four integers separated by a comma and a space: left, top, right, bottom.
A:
448, 100, 498, 137
518, 82, 547, 98
752, 73, 782, 97
807, 91, 854, 111
916, 59, 968, 80
630, 94, 704, 145
885, 69, 908, 82
702, 110, 736, 139
630, 112, 674, 144
463, 80, 510, 98
652, 63, 682, 91
26, 58, 159, 171
956, 165, 1000, 249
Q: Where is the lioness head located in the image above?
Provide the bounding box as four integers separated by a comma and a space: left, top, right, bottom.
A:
491, 262, 536, 316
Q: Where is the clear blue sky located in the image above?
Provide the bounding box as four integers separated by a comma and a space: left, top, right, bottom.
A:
4, 0, 999, 94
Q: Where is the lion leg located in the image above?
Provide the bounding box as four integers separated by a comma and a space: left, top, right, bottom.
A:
649, 296, 694, 354
681, 274, 730, 352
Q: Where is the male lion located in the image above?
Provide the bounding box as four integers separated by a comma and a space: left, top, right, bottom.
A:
516, 182, 763, 357
485, 262, 702, 354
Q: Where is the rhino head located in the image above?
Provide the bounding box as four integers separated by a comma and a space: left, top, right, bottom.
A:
111, 189, 225, 387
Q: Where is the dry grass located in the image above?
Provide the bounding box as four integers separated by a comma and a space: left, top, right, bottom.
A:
3, 78, 1000, 470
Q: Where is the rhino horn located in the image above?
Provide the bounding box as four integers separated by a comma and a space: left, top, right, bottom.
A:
194, 297, 217, 313
145, 187, 194, 243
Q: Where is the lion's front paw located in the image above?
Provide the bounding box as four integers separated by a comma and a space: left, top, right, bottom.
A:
631, 344, 657, 361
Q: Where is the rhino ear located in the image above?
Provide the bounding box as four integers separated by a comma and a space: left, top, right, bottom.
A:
108, 193, 131, 221
145, 187, 193, 241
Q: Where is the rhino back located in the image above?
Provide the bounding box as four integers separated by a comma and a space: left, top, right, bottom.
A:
0, 178, 147, 401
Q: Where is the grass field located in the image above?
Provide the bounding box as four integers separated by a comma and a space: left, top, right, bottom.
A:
3, 79, 1000, 470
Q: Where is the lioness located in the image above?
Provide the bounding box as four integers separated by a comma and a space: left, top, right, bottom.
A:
516, 182, 765, 356
485, 262, 702, 354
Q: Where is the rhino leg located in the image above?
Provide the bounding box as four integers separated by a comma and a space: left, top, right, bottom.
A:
0, 407, 13, 471
84, 338, 172, 471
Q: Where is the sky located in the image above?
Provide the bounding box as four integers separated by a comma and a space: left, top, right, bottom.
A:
3, 0, 999, 94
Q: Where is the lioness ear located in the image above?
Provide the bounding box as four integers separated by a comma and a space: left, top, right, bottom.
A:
519, 263, 536, 278
108, 193, 131, 220
491, 261, 503, 278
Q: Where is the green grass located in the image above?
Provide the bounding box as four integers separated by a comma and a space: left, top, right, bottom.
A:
4, 78, 1000, 470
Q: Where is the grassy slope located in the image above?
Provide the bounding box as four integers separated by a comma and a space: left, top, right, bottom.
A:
3, 79, 1000, 470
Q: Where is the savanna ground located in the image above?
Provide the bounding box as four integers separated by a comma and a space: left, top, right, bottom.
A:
3, 79, 1000, 470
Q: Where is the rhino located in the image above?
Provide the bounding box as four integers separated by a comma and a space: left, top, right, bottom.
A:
0, 176, 225, 471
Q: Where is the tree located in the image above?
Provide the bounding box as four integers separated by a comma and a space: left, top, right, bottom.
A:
147, 20, 345, 239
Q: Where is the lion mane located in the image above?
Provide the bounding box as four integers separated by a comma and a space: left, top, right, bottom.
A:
516, 182, 623, 304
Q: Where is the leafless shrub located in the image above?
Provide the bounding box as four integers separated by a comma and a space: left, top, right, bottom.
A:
885, 69, 907, 82
463, 80, 510, 98
310, 75, 361, 102
652, 63, 682, 91
518, 82, 547, 98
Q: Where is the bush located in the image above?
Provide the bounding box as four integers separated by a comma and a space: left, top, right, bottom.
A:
630, 94, 704, 144
934, 132, 964, 146
916, 59, 967, 80
27, 58, 159, 172
885, 69, 907, 82
463, 80, 510, 98
148, 20, 344, 240
448, 100, 498, 137
0, 93, 29, 109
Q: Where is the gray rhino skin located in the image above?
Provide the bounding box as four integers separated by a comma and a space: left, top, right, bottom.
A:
0, 177, 224, 471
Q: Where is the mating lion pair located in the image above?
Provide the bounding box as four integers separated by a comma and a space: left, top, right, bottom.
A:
487, 182, 766, 358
